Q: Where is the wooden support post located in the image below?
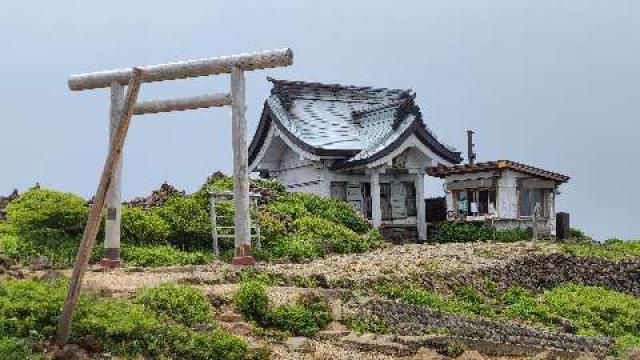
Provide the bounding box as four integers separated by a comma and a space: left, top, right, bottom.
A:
210, 194, 219, 255
102, 82, 124, 268
56, 69, 144, 346
371, 169, 382, 228
230, 66, 253, 266
415, 170, 427, 241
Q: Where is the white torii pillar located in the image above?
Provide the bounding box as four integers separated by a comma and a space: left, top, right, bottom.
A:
102, 82, 124, 267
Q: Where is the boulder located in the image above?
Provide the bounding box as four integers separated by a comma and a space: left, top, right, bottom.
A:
285, 337, 315, 353
0, 255, 16, 268
626, 348, 640, 360
457, 350, 485, 360
29, 256, 52, 270
53, 344, 89, 360
413, 347, 446, 360
532, 351, 561, 360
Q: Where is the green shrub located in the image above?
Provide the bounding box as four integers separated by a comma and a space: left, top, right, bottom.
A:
374, 281, 493, 318
268, 301, 330, 337
433, 222, 493, 243
0, 279, 68, 339
136, 283, 212, 326
568, 227, 591, 242
0, 279, 247, 360
121, 244, 213, 267
561, 240, 640, 261
343, 315, 390, 334
0, 233, 101, 268
500, 286, 554, 325
121, 207, 170, 245
543, 284, 640, 341
495, 228, 531, 242
293, 216, 370, 254
268, 193, 368, 233
6, 188, 89, 238
155, 195, 211, 250
0, 337, 39, 360
271, 292, 330, 336
272, 236, 324, 262
234, 281, 269, 323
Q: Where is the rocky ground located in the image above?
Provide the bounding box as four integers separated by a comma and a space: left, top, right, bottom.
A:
10, 241, 639, 359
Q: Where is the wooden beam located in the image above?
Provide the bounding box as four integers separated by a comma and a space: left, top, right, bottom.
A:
133, 93, 231, 115
69, 48, 293, 91
56, 68, 145, 346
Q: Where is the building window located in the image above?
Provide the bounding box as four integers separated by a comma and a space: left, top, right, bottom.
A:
453, 189, 496, 217
404, 182, 417, 217
519, 189, 547, 218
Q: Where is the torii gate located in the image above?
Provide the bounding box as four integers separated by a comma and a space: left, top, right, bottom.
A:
56, 48, 293, 345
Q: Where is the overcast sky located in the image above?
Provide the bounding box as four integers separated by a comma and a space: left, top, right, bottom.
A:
1, 1, 638, 240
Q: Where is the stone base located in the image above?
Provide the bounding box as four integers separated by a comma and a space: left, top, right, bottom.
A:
231, 256, 256, 266
99, 258, 121, 269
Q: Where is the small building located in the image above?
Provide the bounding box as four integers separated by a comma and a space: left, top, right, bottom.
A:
427, 160, 570, 235
248, 79, 462, 240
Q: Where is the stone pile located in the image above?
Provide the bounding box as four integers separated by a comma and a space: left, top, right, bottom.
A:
478, 253, 640, 296
0, 189, 18, 220
0, 255, 24, 279
126, 183, 186, 209
351, 299, 612, 356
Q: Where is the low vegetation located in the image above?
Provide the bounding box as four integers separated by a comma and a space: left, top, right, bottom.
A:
562, 239, 640, 261
0, 279, 246, 360
0, 174, 382, 267
375, 281, 640, 354
234, 281, 330, 337
433, 221, 531, 243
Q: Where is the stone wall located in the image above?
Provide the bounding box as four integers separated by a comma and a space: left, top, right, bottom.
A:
351, 299, 612, 355
476, 253, 640, 296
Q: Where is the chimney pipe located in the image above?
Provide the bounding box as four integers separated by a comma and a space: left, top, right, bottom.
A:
467, 130, 476, 164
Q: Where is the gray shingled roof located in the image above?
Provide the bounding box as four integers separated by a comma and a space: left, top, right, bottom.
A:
249, 78, 462, 168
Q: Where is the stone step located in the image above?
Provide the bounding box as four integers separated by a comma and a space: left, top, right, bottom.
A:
218, 311, 243, 322
316, 330, 351, 340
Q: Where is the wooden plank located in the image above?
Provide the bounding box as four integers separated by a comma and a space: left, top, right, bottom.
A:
69, 48, 293, 91
133, 93, 231, 115
56, 68, 145, 346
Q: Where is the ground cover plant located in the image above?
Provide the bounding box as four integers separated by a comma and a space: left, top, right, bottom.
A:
234, 280, 330, 337
374, 280, 640, 355
0, 279, 246, 360
561, 238, 640, 261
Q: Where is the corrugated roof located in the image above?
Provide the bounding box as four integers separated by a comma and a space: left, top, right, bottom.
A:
427, 160, 570, 183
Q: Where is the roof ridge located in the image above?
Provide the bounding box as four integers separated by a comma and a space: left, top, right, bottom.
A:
266, 77, 409, 95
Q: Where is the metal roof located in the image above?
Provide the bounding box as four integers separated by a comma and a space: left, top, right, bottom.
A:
427, 160, 570, 183
249, 78, 462, 168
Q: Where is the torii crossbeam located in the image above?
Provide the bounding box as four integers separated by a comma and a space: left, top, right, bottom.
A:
56, 48, 293, 346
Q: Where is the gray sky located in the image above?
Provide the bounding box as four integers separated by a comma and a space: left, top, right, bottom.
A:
1, 1, 638, 240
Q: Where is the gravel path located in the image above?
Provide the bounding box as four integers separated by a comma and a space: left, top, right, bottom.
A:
74, 241, 559, 297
